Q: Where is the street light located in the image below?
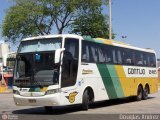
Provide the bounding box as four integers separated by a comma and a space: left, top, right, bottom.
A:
109, 0, 112, 40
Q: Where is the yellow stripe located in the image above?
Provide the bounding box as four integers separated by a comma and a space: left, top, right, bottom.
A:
115, 65, 130, 96
103, 40, 113, 45
115, 65, 158, 96
96, 38, 130, 46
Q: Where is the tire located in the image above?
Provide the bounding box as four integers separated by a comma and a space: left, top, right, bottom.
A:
44, 106, 53, 112
136, 86, 143, 101
143, 86, 149, 100
82, 90, 89, 110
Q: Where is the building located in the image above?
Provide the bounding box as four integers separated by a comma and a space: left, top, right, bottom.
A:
157, 59, 160, 67
157, 59, 160, 83
0, 43, 9, 66
0, 43, 10, 93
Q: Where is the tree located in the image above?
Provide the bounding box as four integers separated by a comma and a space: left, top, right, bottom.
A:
70, 5, 110, 38
2, 0, 113, 43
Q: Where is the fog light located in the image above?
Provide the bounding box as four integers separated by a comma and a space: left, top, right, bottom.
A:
16, 102, 19, 105
52, 103, 57, 105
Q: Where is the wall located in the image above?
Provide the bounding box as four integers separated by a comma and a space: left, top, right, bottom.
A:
0, 43, 9, 66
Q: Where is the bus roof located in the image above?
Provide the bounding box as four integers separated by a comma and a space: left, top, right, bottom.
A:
22, 34, 155, 54
22, 34, 82, 41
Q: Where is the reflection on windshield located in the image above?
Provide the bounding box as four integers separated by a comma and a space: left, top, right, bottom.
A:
18, 38, 62, 53
14, 52, 59, 87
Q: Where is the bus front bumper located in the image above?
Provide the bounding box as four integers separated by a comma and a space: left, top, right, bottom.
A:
13, 94, 61, 106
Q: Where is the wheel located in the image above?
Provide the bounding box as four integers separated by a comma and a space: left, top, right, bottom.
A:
143, 86, 149, 100
82, 90, 89, 110
136, 86, 143, 101
44, 106, 53, 112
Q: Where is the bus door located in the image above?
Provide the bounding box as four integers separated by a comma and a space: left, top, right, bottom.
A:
60, 38, 79, 104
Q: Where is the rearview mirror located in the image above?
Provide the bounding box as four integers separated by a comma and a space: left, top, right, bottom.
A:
55, 48, 65, 64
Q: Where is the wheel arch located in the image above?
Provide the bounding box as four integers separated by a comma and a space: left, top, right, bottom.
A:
144, 83, 150, 94
83, 86, 95, 103
138, 83, 143, 90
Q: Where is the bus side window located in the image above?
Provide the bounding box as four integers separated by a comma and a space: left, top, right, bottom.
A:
82, 41, 90, 62
126, 49, 133, 65
105, 46, 113, 64
90, 44, 98, 62
135, 52, 143, 66
98, 45, 106, 63
121, 49, 128, 65
117, 49, 122, 64
149, 53, 156, 67
143, 53, 149, 66
112, 49, 117, 64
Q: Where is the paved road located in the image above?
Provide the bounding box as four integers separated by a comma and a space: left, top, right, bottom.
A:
0, 90, 160, 120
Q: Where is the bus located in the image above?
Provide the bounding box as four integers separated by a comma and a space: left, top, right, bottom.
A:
13, 34, 158, 111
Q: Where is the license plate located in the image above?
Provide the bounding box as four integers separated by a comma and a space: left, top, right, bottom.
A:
28, 99, 36, 103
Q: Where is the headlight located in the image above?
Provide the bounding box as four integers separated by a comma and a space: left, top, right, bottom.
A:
13, 90, 20, 95
45, 89, 60, 95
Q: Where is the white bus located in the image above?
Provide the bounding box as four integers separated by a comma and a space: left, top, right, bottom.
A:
13, 34, 158, 111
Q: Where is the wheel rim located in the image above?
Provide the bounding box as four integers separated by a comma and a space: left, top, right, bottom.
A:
138, 87, 142, 99
144, 87, 149, 98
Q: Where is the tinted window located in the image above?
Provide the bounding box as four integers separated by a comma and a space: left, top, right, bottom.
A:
82, 42, 90, 62
81, 41, 156, 67
61, 38, 79, 87
104, 46, 113, 64
90, 44, 98, 62
149, 53, 156, 67
117, 48, 122, 64
98, 45, 106, 63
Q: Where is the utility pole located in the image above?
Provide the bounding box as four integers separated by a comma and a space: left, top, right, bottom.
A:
109, 0, 112, 40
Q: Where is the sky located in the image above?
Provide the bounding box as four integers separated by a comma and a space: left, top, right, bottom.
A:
0, 0, 160, 58
111, 0, 160, 58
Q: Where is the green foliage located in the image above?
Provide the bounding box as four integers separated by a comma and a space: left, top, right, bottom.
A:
2, 0, 48, 43
2, 0, 114, 43
70, 13, 110, 38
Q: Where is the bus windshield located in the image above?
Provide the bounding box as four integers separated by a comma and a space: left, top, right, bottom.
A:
18, 38, 62, 53
14, 38, 62, 87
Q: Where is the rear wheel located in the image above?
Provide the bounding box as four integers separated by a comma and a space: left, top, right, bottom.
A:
82, 90, 89, 110
136, 85, 143, 101
143, 85, 149, 100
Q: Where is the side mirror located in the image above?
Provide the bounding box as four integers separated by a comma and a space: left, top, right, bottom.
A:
55, 48, 65, 64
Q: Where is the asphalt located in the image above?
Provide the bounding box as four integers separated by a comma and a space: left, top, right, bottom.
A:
0, 89, 160, 120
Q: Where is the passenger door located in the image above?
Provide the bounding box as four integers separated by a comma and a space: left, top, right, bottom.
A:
60, 38, 79, 105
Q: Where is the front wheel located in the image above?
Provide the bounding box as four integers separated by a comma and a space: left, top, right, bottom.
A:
82, 90, 89, 110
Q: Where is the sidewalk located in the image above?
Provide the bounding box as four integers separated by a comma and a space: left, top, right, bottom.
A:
0, 88, 12, 94
0, 83, 12, 94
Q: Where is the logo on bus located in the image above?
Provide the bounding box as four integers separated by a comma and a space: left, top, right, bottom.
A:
66, 91, 78, 103
128, 68, 145, 75
82, 69, 93, 74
